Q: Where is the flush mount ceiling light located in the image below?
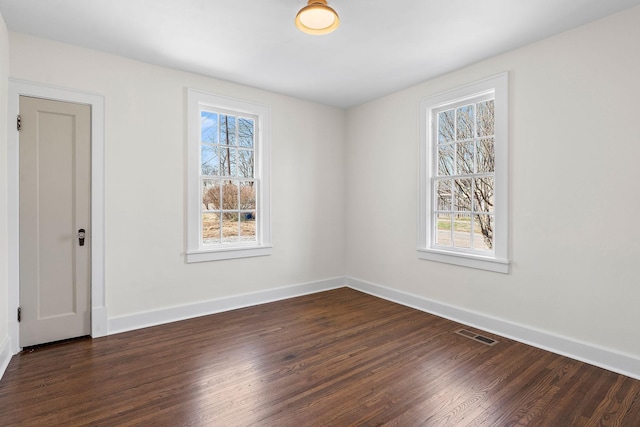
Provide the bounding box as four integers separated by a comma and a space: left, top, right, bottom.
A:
295, 0, 340, 35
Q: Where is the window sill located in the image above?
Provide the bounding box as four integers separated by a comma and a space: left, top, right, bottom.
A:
417, 248, 509, 273
187, 245, 273, 263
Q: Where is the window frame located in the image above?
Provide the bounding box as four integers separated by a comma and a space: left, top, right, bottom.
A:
418, 73, 509, 273
186, 88, 272, 262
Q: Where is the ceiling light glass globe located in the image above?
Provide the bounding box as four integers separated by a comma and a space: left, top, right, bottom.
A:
295, 0, 340, 35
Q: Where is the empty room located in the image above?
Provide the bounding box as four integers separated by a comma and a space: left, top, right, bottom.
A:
1, 0, 639, 425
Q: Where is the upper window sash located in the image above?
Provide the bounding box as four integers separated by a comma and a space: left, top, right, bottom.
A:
186, 88, 272, 263
418, 73, 509, 273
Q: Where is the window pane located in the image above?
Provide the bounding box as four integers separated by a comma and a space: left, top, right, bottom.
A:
453, 213, 471, 249
222, 212, 240, 242
456, 142, 474, 175
222, 181, 239, 210
238, 117, 254, 148
474, 214, 494, 250
473, 177, 494, 213
238, 149, 254, 178
437, 144, 454, 176
201, 145, 219, 176
220, 147, 237, 177
476, 137, 494, 173
438, 110, 455, 143
436, 179, 452, 211
436, 213, 452, 247
456, 105, 474, 141
240, 181, 256, 210
202, 180, 220, 210
202, 212, 221, 245
454, 179, 472, 211
220, 115, 237, 146
240, 211, 257, 242
476, 100, 495, 137
201, 111, 218, 144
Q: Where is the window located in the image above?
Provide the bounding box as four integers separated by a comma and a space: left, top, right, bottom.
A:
418, 74, 509, 273
187, 89, 271, 262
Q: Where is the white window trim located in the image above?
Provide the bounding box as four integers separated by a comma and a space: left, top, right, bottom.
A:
418, 73, 509, 273
186, 88, 272, 262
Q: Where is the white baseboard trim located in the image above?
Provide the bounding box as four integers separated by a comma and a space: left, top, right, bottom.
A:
347, 276, 640, 381
0, 335, 12, 381
108, 277, 346, 335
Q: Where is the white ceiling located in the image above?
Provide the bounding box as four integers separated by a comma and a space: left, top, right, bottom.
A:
1, 0, 639, 108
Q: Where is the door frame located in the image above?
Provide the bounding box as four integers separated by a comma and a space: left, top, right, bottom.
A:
7, 79, 107, 353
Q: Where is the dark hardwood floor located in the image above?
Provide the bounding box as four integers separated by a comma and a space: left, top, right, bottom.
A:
1, 287, 639, 426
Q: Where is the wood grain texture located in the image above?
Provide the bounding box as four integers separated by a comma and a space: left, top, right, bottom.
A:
1, 288, 638, 426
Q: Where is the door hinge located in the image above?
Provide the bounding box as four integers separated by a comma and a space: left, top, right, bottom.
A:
17, 307, 21, 322
17, 115, 21, 131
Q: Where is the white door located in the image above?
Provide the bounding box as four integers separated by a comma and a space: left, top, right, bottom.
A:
19, 96, 91, 347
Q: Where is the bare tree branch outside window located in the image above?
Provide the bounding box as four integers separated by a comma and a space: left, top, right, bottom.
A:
435, 100, 494, 250
200, 111, 257, 244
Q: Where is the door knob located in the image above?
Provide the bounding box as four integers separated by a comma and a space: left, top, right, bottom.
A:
78, 229, 86, 246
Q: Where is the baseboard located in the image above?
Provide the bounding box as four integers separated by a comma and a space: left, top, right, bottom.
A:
0, 335, 12, 381
108, 277, 346, 335
347, 276, 640, 381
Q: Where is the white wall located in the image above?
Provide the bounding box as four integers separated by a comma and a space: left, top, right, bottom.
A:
8, 33, 346, 319
346, 7, 640, 359
0, 12, 10, 364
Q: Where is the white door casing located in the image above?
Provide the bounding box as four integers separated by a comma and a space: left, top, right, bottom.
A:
19, 96, 91, 347
7, 80, 107, 354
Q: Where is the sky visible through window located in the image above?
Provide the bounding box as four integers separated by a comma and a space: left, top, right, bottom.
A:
434, 99, 495, 252
200, 110, 257, 245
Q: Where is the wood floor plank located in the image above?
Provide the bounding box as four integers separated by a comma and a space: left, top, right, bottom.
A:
585, 375, 640, 427
0, 287, 638, 426
620, 389, 640, 426
381, 337, 534, 426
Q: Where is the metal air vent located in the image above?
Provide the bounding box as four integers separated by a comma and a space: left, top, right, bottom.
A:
455, 329, 498, 346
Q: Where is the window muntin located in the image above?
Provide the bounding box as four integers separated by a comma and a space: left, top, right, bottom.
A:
200, 110, 257, 245
432, 95, 495, 254
187, 89, 271, 262
418, 74, 508, 273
